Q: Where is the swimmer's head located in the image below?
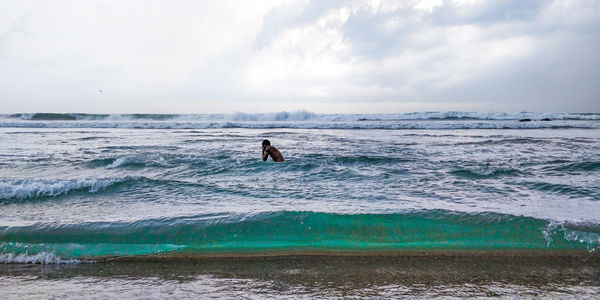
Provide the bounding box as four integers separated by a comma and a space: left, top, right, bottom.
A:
262, 139, 270, 147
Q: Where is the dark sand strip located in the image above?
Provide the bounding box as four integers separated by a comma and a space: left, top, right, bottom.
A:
2, 250, 598, 288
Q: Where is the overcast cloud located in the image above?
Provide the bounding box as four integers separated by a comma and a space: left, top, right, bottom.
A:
0, 0, 598, 113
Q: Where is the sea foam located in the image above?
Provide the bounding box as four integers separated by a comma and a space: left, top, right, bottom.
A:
0, 252, 81, 264
0, 178, 117, 200
2, 111, 599, 121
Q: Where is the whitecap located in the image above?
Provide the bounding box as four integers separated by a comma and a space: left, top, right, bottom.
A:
0, 252, 81, 264
0, 178, 118, 200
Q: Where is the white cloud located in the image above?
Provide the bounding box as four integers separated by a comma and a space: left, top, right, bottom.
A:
0, 0, 598, 113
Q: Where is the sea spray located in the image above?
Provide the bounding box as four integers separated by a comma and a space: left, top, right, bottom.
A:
1, 111, 599, 129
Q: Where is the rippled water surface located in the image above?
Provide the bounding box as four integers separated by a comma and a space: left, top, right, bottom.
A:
2, 124, 600, 257
1, 114, 599, 297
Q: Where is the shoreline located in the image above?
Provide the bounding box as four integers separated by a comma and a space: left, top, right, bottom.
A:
3, 250, 598, 293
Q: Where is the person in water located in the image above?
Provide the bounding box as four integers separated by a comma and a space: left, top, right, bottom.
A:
262, 139, 285, 162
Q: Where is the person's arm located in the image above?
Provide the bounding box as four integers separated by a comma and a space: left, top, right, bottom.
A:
262, 146, 270, 161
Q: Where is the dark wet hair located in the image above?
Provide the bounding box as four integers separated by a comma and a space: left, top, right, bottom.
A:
262, 139, 270, 146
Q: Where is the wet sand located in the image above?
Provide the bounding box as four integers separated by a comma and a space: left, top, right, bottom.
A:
1, 251, 598, 298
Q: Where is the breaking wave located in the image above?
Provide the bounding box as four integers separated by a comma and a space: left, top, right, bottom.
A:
0, 251, 82, 264
0, 178, 129, 201
1, 211, 598, 263
2, 111, 598, 123
1, 110, 599, 130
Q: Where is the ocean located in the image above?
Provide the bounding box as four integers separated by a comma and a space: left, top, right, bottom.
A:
1, 111, 599, 298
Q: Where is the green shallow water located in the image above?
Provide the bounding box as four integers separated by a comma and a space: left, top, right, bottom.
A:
1, 211, 598, 261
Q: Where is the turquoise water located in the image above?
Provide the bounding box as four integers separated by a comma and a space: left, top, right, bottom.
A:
0, 211, 597, 260
1, 113, 599, 262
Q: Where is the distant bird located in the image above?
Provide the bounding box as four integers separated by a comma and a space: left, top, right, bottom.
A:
99, 89, 103, 93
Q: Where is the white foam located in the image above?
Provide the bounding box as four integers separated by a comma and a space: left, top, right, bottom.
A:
0, 178, 117, 200
105, 154, 167, 169
230, 110, 316, 121
106, 157, 134, 169
3, 111, 600, 121
0, 252, 81, 264
542, 221, 600, 252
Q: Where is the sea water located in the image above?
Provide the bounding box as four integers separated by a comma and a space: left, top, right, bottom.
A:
1, 112, 599, 298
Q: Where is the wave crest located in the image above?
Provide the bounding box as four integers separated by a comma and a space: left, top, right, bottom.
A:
230, 110, 316, 121
0, 178, 120, 200
1, 211, 598, 260
3, 111, 598, 122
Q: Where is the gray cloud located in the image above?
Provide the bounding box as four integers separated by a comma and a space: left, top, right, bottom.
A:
427, 0, 548, 26
250, 0, 600, 111
253, 0, 349, 49
0, 0, 598, 113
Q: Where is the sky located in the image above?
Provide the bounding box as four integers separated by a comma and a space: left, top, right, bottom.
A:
0, 0, 599, 114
